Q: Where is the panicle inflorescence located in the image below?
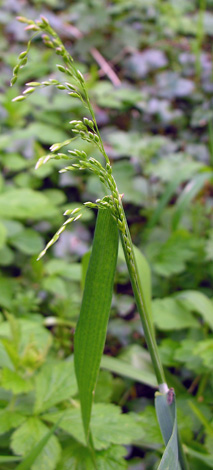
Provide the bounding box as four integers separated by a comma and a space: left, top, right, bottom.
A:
11, 15, 129, 258
11, 16, 86, 104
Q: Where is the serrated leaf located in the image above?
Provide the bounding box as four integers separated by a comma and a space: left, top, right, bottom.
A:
1, 368, 33, 394
0, 409, 25, 435
45, 259, 81, 281
74, 209, 119, 440
56, 440, 127, 470
44, 403, 143, 450
174, 339, 204, 373
0, 319, 52, 355
34, 361, 78, 413
146, 230, 202, 277
11, 417, 61, 470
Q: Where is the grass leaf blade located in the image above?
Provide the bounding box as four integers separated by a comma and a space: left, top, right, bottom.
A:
74, 209, 119, 441
101, 354, 157, 388
172, 171, 212, 230
15, 418, 61, 470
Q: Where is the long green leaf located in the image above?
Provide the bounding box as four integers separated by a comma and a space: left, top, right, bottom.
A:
101, 354, 157, 388
155, 392, 179, 470
172, 171, 212, 230
15, 418, 61, 470
185, 446, 213, 468
147, 173, 187, 230
188, 400, 213, 435
74, 209, 119, 441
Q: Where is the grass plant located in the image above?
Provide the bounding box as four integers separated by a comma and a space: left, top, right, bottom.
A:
10, 15, 191, 470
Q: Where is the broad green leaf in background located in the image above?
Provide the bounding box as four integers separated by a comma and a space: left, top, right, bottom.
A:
152, 297, 199, 330
146, 230, 202, 277
56, 440, 127, 470
74, 209, 119, 440
1, 368, 33, 394
0, 222, 7, 248
175, 290, 213, 330
0, 277, 17, 309
0, 245, 14, 266
172, 171, 213, 230
2, 220, 23, 237
145, 153, 204, 182
137, 406, 163, 449
11, 417, 61, 470
44, 403, 143, 450
0, 189, 57, 220
42, 276, 68, 299
0, 341, 14, 369
0, 318, 52, 352
9, 228, 43, 255
34, 361, 78, 413
0, 409, 25, 435
45, 259, 81, 281
10, 122, 68, 145
155, 392, 179, 470
2, 153, 30, 171
94, 370, 113, 403
193, 339, 213, 370
174, 339, 204, 374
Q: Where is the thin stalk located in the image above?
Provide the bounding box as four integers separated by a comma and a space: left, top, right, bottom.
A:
82, 83, 110, 164
118, 200, 166, 387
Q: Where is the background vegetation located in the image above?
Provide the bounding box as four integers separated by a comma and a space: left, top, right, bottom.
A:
0, 0, 213, 469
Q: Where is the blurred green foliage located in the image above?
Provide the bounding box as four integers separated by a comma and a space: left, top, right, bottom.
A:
0, 0, 212, 468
